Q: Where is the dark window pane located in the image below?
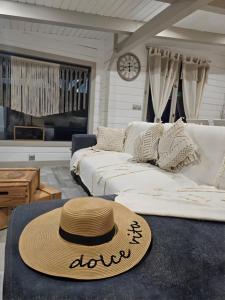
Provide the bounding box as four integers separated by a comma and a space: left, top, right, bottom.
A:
146, 87, 155, 122
0, 53, 91, 141
146, 87, 172, 123
175, 77, 186, 122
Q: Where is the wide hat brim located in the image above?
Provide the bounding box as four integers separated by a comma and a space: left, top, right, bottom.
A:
19, 198, 151, 280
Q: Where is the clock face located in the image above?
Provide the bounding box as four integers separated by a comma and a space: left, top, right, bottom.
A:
117, 53, 141, 81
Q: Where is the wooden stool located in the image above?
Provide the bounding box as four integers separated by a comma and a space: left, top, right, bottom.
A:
0, 207, 11, 230
32, 184, 62, 202
0, 168, 62, 230
0, 168, 40, 207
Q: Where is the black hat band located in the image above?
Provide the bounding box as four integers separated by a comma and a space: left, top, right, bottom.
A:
59, 226, 116, 246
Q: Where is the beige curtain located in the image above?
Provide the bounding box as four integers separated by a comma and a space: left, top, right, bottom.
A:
11, 56, 60, 117
148, 48, 181, 122
182, 56, 210, 119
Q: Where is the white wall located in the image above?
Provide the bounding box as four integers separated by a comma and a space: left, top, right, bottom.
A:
1, 28, 225, 131
107, 44, 146, 128
106, 39, 225, 128
201, 62, 225, 120
0, 146, 71, 162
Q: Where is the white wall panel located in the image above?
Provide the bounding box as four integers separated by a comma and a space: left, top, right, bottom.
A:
0, 146, 71, 162
106, 40, 225, 128
107, 44, 146, 128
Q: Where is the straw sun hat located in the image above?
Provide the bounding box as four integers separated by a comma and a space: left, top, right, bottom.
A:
19, 197, 151, 280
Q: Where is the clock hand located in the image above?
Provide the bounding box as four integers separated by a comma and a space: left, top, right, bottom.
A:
128, 62, 131, 72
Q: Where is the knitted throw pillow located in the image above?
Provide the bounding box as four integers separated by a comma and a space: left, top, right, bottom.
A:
158, 119, 199, 172
95, 126, 125, 152
133, 124, 164, 162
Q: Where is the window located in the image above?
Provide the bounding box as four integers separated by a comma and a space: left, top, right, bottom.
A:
146, 88, 173, 123
146, 69, 186, 123
0, 53, 91, 141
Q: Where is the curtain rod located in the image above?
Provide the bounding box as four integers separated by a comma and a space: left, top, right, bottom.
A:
145, 45, 212, 63
10, 54, 90, 72
0, 51, 91, 71
11, 55, 60, 67
60, 64, 89, 72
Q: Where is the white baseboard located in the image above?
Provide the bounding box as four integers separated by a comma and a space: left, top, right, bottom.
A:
0, 160, 69, 167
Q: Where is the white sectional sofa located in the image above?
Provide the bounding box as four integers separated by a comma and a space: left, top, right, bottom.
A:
71, 122, 224, 194
70, 121, 225, 221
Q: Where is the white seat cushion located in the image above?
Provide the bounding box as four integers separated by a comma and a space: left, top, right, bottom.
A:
105, 165, 198, 196
78, 151, 132, 194
77, 151, 197, 196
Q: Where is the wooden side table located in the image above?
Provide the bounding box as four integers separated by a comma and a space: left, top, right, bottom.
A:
0, 168, 61, 229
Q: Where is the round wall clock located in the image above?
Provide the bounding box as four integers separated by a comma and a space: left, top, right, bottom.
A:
117, 53, 141, 81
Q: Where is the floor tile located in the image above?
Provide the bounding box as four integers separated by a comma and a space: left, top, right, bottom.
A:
0, 231, 7, 244
0, 271, 3, 300
0, 244, 5, 272
60, 187, 87, 199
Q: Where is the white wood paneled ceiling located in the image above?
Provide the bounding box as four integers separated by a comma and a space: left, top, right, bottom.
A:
0, 0, 225, 46
175, 10, 225, 35
0, 17, 109, 40
0, 0, 170, 40
6, 0, 169, 22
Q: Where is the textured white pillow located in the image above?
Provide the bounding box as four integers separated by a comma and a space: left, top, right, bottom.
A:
95, 126, 125, 152
124, 122, 157, 155
133, 124, 164, 162
158, 119, 199, 172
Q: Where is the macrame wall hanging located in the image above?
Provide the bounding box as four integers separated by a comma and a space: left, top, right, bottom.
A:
0, 55, 90, 117
11, 56, 60, 117
0, 55, 11, 108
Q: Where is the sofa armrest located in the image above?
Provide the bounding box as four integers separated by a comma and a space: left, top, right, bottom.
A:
71, 134, 97, 156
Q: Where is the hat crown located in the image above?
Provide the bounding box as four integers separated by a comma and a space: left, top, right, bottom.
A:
60, 198, 114, 237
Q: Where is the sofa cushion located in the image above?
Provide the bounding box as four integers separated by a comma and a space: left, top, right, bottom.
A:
214, 155, 225, 190
124, 122, 156, 156
75, 150, 197, 196
133, 124, 163, 162
158, 119, 199, 172
95, 126, 125, 152
181, 124, 225, 186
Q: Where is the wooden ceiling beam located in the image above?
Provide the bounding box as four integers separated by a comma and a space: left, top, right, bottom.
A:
203, 0, 225, 14
156, 26, 225, 48
117, 0, 214, 54
155, 0, 175, 3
